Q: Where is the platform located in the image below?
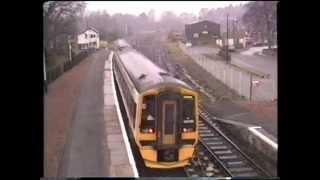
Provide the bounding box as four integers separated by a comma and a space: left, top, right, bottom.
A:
104, 51, 138, 177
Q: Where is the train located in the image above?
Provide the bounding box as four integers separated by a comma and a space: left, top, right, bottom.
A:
112, 39, 199, 169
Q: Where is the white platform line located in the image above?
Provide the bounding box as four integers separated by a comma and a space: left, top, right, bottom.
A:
108, 51, 139, 177
248, 126, 278, 150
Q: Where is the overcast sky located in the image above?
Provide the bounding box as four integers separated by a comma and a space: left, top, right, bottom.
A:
85, 1, 249, 20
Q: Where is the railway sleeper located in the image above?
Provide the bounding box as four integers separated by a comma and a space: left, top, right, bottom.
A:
229, 167, 254, 173
210, 145, 228, 150
226, 161, 245, 166
233, 172, 259, 177
214, 150, 233, 154
200, 133, 215, 137
201, 137, 221, 141
219, 155, 238, 160
206, 141, 223, 145
199, 129, 212, 133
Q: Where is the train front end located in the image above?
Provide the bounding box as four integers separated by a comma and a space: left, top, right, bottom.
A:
136, 86, 199, 169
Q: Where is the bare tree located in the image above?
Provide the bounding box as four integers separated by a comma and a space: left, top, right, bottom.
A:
199, 8, 209, 21
148, 9, 156, 22
242, 1, 277, 49
44, 1, 86, 52
160, 11, 184, 32
179, 12, 197, 24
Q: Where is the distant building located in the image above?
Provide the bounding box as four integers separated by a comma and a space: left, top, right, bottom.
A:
185, 20, 220, 45
217, 31, 249, 49
77, 27, 100, 50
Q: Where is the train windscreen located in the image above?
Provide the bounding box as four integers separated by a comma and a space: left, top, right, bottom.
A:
141, 95, 156, 133
182, 96, 195, 132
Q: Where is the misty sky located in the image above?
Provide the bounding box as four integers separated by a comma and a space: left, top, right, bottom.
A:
85, 1, 249, 20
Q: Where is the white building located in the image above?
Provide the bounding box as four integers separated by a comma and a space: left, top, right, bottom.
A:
77, 27, 100, 50
216, 37, 247, 49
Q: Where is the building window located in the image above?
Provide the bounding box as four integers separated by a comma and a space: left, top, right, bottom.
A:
193, 33, 199, 38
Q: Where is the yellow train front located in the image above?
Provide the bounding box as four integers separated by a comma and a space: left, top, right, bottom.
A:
113, 39, 198, 169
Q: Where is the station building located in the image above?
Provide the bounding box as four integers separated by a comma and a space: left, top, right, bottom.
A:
185, 20, 221, 45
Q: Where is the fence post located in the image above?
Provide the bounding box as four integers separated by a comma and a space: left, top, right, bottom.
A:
202, 57, 205, 67
249, 73, 253, 101
223, 68, 226, 84
230, 66, 233, 90
216, 63, 219, 80
272, 77, 276, 101
239, 71, 242, 97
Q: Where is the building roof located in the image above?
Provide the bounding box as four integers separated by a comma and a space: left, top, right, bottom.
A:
78, 27, 99, 35
186, 20, 219, 26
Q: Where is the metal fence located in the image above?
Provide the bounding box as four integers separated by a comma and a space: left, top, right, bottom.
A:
46, 51, 90, 84
179, 42, 274, 101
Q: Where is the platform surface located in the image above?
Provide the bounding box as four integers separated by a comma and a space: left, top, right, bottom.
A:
58, 50, 137, 177
103, 51, 137, 177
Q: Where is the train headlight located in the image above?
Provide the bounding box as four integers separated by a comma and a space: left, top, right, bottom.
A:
142, 128, 155, 134
182, 127, 194, 133
148, 128, 153, 133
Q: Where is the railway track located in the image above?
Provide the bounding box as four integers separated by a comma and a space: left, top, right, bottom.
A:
155, 40, 272, 178
151, 38, 269, 178
194, 106, 271, 178
128, 36, 271, 178
183, 142, 226, 177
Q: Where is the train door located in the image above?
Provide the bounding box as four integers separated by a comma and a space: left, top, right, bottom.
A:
157, 92, 181, 147
161, 100, 177, 145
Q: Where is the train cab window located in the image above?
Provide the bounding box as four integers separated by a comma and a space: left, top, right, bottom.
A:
141, 95, 156, 133
183, 96, 194, 119
182, 96, 195, 132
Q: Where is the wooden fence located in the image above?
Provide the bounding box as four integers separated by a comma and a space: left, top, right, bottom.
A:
46, 51, 90, 84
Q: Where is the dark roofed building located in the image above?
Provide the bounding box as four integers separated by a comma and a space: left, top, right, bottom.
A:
185, 20, 220, 45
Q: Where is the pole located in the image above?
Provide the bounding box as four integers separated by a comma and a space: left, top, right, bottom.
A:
226, 14, 229, 63
44, 47, 47, 93
249, 73, 253, 101
68, 36, 72, 62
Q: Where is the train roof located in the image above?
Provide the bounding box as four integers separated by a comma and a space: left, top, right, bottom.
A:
116, 48, 192, 92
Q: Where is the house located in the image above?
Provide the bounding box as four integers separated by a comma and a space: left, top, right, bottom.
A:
185, 20, 220, 45
77, 27, 100, 50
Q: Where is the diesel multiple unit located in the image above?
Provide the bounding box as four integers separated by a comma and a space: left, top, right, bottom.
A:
112, 39, 199, 168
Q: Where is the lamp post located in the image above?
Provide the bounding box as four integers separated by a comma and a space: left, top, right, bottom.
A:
68, 35, 72, 62
43, 46, 47, 94
226, 13, 229, 63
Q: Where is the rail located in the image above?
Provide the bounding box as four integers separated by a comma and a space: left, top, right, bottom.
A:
198, 109, 271, 178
